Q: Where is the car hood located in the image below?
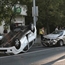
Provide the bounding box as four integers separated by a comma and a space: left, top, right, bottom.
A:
44, 34, 60, 39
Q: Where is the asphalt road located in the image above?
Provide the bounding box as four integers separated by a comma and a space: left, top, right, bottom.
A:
0, 46, 65, 65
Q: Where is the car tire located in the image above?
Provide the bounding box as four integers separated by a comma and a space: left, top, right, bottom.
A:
14, 38, 21, 49
58, 40, 63, 46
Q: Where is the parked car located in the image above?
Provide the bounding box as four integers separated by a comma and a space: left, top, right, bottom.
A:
41, 30, 65, 47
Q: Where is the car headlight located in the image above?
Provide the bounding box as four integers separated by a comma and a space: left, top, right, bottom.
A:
56, 37, 60, 41
51, 39, 57, 43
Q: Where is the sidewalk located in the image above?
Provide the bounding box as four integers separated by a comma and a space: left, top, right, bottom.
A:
34, 35, 42, 47
35, 35, 41, 43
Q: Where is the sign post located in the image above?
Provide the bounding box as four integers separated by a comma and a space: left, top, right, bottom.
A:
33, 0, 35, 26
33, 0, 38, 26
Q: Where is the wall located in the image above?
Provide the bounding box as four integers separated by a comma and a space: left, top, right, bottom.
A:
13, 16, 25, 25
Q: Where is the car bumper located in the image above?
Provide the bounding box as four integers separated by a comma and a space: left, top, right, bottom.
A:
42, 40, 57, 46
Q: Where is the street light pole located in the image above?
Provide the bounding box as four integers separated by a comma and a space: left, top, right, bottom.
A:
33, 0, 36, 26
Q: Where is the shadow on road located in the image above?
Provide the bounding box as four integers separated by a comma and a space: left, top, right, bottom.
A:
42, 55, 65, 65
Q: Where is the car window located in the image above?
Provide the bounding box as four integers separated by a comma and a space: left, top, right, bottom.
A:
52, 30, 63, 34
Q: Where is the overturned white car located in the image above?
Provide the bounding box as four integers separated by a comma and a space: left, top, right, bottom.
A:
0, 23, 37, 54
41, 30, 65, 47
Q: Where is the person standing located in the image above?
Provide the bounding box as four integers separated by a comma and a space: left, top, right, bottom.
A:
55, 26, 58, 31
39, 27, 44, 40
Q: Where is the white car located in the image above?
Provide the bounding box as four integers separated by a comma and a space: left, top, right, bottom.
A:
0, 24, 37, 54
41, 30, 65, 47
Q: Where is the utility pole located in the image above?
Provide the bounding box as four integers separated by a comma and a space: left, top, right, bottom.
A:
33, 0, 36, 26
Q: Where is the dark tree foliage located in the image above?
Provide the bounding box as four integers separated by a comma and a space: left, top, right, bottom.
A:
0, 0, 65, 33
36, 0, 65, 33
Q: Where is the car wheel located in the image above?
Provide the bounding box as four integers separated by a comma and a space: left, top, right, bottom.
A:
59, 40, 63, 46
14, 38, 21, 49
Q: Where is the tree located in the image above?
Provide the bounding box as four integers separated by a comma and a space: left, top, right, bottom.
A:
1, 0, 65, 33
0, 0, 32, 25
36, 0, 65, 33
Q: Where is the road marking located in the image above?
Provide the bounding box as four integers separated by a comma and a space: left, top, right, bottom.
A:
53, 59, 65, 65
57, 59, 65, 62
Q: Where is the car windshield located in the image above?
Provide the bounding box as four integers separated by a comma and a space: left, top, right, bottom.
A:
52, 30, 63, 34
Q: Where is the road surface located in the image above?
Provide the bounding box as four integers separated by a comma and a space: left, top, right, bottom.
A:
0, 46, 65, 65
